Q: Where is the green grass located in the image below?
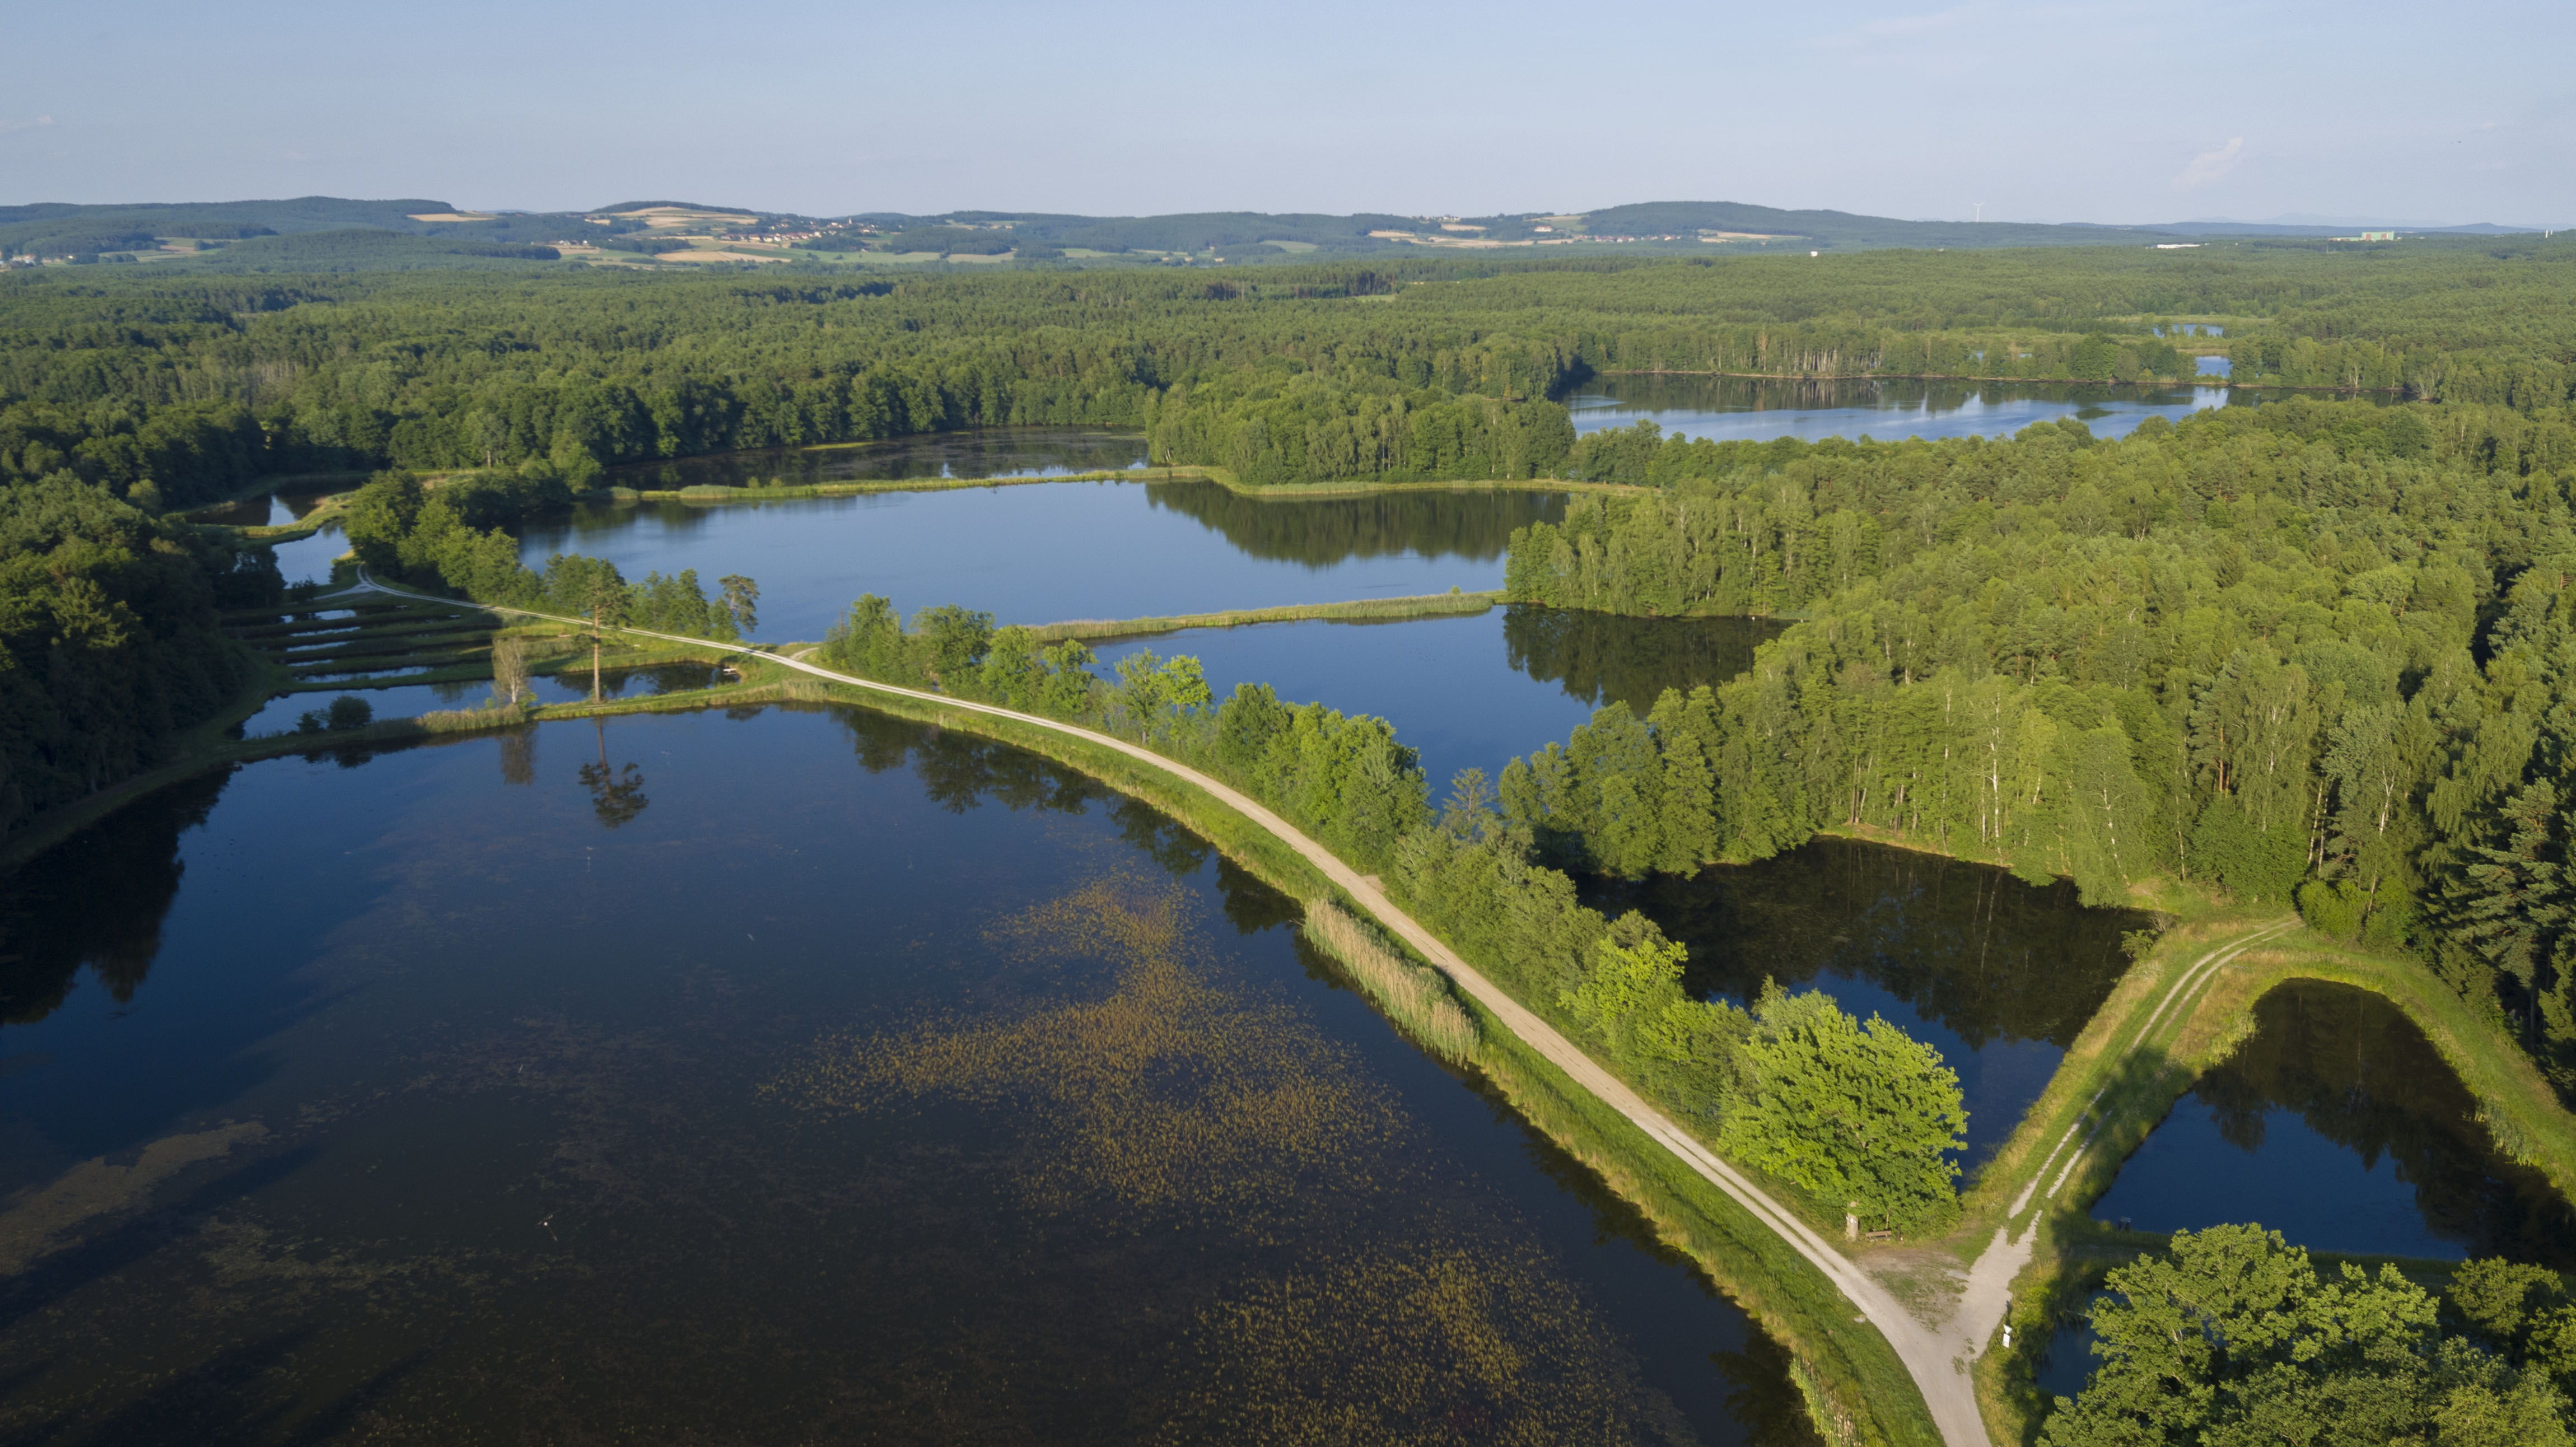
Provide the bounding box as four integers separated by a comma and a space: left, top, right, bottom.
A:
1025, 591, 1500, 642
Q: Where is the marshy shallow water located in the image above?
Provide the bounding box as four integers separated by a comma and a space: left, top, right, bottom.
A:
0, 707, 1810, 1444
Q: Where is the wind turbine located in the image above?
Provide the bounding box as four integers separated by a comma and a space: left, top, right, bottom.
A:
1973, 203, 1985, 223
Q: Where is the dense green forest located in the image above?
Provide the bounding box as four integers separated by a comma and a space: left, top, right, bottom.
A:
0, 475, 273, 837
1495, 394, 2576, 1091
6, 242, 2572, 513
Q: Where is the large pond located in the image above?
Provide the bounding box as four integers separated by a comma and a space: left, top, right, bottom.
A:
517, 479, 1566, 641
2090, 979, 2576, 1266
0, 708, 1812, 1443
1565, 376, 2236, 444
1583, 839, 2145, 1175
1093, 606, 1784, 788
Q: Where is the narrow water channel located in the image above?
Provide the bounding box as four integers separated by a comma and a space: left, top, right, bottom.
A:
0, 708, 1809, 1444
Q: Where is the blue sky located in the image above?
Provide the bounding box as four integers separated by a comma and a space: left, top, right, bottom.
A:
7, 0, 2569, 225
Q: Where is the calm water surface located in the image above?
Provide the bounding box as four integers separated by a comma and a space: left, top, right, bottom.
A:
1585, 839, 2144, 1174
0, 708, 1808, 1444
1566, 376, 2234, 444
1094, 606, 1784, 787
2090, 979, 2575, 1265
517, 477, 1566, 641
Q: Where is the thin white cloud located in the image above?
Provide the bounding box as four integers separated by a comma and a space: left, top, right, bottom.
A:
0, 116, 55, 137
1812, 5, 1976, 48
2174, 137, 2244, 190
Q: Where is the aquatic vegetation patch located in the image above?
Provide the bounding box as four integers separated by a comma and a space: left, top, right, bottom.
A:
1155, 1240, 1691, 1447
777, 875, 1404, 1222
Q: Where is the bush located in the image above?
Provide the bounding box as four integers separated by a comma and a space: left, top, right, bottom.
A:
2187, 797, 2309, 902
2297, 879, 2367, 940
325, 694, 374, 730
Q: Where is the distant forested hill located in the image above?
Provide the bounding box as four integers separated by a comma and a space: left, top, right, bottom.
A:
10, 195, 2539, 274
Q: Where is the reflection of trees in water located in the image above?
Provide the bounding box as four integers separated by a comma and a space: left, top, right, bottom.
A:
1140, 482, 1564, 566
1584, 837, 2139, 1051
2192, 981, 2576, 1267
1504, 605, 1784, 717
828, 704, 1297, 931
0, 768, 231, 1024
610, 428, 1151, 491
577, 721, 650, 829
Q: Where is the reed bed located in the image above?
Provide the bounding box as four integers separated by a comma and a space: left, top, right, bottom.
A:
1301, 900, 1480, 1064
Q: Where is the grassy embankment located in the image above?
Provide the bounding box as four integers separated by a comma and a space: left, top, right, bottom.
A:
1024, 590, 1501, 643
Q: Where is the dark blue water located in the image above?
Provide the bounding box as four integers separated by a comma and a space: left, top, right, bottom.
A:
0, 709, 1809, 1442
1584, 839, 2145, 1175
1567, 376, 2234, 444
2090, 980, 2576, 1266
2034, 1294, 2113, 1407
517, 479, 1565, 642
1091, 605, 1782, 789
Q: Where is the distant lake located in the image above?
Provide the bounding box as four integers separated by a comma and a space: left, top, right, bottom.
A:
1566, 375, 2235, 444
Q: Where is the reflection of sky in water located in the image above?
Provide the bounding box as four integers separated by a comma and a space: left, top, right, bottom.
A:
516, 483, 1531, 641
2089, 1101, 2467, 1261
2197, 355, 2232, 376
1093, 612, 1601, 791
1569, 382, 2233, 444
269, 522, 349, 586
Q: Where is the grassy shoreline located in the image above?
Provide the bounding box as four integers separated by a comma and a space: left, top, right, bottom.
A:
1025, 590, 1500, 642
